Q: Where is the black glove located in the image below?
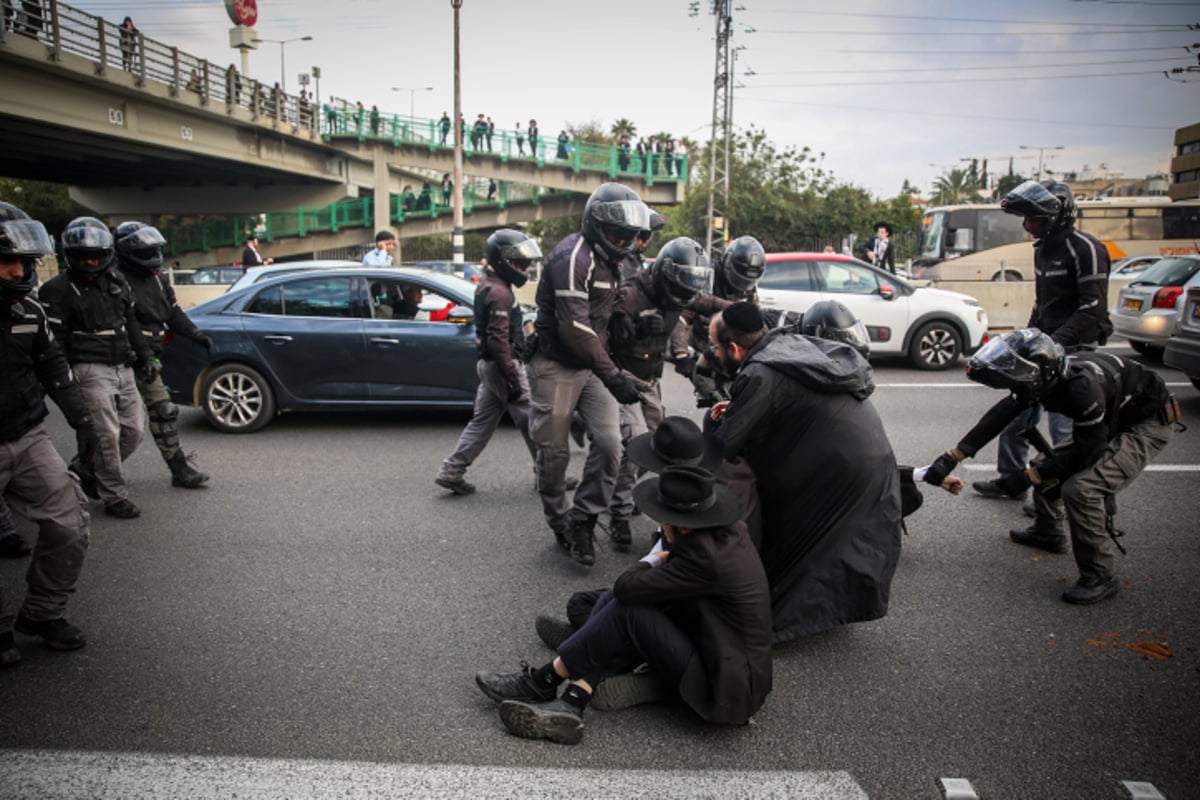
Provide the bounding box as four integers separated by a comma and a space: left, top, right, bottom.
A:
75, 422, 98, 467
605, 372, 641, 405
636, 312, 665, 338
995, 470, 1032, 496
505, 382, 523, 404
608, 312, 636, 351
197, 334, 215, 355
135, 358, 159, 384
674, 354, 697, 378
923, 452, 960, 487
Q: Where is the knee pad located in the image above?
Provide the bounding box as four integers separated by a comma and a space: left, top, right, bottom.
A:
150, 399, 179, 423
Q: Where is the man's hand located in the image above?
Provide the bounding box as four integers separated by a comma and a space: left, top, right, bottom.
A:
605, 372, 641, 405
923, 451, 960, 487
505, 382, 523, 404
941, 476, 964, 495
75, 422, 98, 467
709, 400, 731, 422
636, 312, 665, 338
673, 354, 697, 378
135, 358, 159, 384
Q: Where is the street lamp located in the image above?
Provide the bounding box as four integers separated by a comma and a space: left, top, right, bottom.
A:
251, 35, 313, 94
391, 86, 434, 122
1019, 144, 1064, 181
451, 0, 464, 267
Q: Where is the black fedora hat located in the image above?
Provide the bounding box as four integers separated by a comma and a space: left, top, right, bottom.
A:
633, 466, 743, 529
872, 221, 893, 235
627, 416, 722, 473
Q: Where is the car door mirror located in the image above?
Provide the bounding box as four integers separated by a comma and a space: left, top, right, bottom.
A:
878, 284, 896, 301
446, 305, 474, 324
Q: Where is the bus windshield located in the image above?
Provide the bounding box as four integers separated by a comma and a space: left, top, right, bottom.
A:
920, 212, 945, 262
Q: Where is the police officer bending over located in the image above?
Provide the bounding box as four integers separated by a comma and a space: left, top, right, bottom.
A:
0, 202, 98, 662
924, 330, 1178, 605
114, 222, 213, 489
39, 218, 156, 519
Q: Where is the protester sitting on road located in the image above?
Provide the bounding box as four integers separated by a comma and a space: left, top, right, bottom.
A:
475, 465, 771, 745
706, 302, 903, 642
922, 329, 1178, 605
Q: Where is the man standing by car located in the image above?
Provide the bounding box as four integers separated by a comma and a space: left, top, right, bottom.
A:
39, 218, 156, 519
527, 183, 650, 566
241, 234, 272, 267
0, 202, 98, 660
860, 222, 896, 275
362, 231, 396, 266
706, 302, 903, 642
114, 222, 213, 490
435, 230, 542, 496
972, 180, 1112, 520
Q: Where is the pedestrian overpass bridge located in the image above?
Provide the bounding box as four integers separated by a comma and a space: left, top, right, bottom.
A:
0, 0, 687, 259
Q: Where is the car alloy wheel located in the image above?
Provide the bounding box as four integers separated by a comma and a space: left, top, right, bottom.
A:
201, 364, 276, 433
909, 321, 962, 371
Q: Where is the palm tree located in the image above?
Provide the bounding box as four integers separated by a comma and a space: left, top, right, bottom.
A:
930, 168, 984, 205
610, 117, 637, 141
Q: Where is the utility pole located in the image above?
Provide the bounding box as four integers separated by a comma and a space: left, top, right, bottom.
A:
1019, 144, 1064, 181
703, 0, 733, 258
451, 0, 464, 267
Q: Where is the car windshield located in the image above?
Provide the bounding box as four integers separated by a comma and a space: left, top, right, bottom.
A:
1133, 257, 1200, 287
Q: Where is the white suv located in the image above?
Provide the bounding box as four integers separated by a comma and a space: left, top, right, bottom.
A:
756, 253, 989, 370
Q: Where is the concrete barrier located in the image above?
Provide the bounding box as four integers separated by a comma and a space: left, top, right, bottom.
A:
931, 280, 1126, 331
174, 285, 228, 309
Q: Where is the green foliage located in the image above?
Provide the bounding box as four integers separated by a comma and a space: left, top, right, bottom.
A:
610, 118, 637, 141
930, 168, 984, 205
993, 172, 1029, 200
0, 178, 93, 237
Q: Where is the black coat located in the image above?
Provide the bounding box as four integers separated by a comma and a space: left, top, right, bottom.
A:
713, 330, 903, 641
613, 523, 772, 725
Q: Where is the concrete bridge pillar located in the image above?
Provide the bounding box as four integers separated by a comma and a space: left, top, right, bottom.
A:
372, 144, 393, 251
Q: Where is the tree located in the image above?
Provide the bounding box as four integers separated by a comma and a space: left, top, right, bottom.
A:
993, 171, 1029, 200
0, 178, 93, 238
609, 118, 637, 141
930, 168, 983, 205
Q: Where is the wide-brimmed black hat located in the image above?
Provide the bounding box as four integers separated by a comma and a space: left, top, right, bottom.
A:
633, 466, 743, 529
627, 416, 722, 473
872, 221, 893, 235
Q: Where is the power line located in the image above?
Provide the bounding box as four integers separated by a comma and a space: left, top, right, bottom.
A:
751, 56, 1188, 75
754, 27, 1185, 36
745, 8, 1193, 27
744, 68, 1182, 87
745, 44, 1197, 55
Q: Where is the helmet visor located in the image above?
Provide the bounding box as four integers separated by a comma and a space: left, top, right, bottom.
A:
502, 237, 542, 267
670, 264, 714, 296
834, 319, 870, 351
591, 200, 652, 233
120, 226, 167, 250
63, 225, 113, 250
966, 335, 1041, 388
0, 219, 54, 257
723, 265, 759, 293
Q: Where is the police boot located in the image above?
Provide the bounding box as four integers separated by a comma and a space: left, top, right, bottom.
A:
168, 450, 210, 489
568, 516, 597, 567
1009, 524, 1069, 554
607, 518, 633, 552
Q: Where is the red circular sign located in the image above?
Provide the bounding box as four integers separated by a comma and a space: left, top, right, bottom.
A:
225, 0, 258, 27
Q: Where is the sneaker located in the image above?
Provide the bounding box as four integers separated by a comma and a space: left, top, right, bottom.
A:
607, 518, 632, 552
1062, 575, 1120, 605
1009, 525, 1069, 554
104, 498, 141, 519
534, 615, 575, 650
475, 662, 557, 704
568, 517, 597, 566
68, 457, 99, 500
0, 631, 20, 668
168, 450, 210, 489
435, 476, 476, 496
973, 478, 1028, 500
498, 698, 584, 745
0, 533, 32, 559
14, 614, 86, 651
591, 668, 672, 712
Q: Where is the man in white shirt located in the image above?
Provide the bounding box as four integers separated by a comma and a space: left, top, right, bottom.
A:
363, 231, 396, 266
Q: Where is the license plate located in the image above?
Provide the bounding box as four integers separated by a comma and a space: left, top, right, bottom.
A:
1191, 302, 1200, 321
1123, 297, 1143, 312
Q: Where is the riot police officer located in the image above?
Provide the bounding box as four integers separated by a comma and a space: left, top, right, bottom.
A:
0, 202, 97, 661
924, 330, 1176, 604
114, 222, 212, 489
39, 217, 155, 519
527, 182, 650, 566
436, 229, 542, 495
604, 237, 726, 549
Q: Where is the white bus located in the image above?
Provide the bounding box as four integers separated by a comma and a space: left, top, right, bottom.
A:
912, 197, 1200, 282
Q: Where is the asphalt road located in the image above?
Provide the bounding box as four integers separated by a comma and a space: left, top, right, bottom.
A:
2, 342, 1198, 799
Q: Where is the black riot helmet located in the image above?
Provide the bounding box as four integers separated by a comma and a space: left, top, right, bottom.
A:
0, 201, 54, 302
581, 182, 652, 263
651, 237, 713, 310
718, 236, 766, 294
1000, 180, 1062, 233
115, 221, 167, 274
966, 328, 1066, 402
1038, 178, 1077, 237
801, 300, 871, 358
636, 210, 666, 252
61, 216, 116, 275
486, 228, 541, 288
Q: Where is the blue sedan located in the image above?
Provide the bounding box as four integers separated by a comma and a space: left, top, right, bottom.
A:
161, 268, 481, 432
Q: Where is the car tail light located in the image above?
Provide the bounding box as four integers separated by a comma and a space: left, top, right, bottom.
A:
1153, 287, 1184, 309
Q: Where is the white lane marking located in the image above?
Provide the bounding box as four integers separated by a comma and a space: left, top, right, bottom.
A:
0, 750, 869, 800
962, 464, 1200, 472
877, 382, 1193, 389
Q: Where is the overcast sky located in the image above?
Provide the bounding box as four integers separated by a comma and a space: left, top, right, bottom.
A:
73, 0, 1199, 200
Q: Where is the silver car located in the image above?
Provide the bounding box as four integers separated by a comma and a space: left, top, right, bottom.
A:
1110, 255, 1200, 356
